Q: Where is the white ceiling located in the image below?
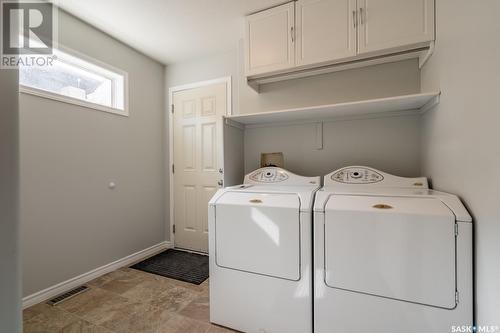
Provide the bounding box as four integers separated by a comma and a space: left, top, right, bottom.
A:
56, 0, 286, 65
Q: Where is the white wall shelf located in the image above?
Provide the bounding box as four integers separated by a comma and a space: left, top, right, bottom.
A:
226, 92, 440, 128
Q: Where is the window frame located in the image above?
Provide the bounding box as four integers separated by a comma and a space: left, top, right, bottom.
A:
19, 44, 129, 117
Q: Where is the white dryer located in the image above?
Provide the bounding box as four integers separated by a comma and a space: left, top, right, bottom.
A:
314, 166, 473, 333
209, 167, 320, 333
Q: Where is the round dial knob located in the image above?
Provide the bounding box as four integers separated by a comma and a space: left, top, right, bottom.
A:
350, 171, 362, 179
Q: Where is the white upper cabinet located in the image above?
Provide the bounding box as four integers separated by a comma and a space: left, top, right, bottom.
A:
244, 0, 435, 86
357, 0, 435, 54
296, 0, 357, 66
245, 3, 295, 76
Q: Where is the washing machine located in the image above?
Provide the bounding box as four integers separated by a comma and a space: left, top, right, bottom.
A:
208, 167, 320, 333
313, 166, 473, 333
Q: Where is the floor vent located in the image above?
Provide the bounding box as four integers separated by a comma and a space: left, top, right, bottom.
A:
46, 285, 89, 306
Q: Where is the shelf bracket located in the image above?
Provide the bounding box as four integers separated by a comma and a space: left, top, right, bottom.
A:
224, 118, 245, 130
419, 41, 435, 69
419, 92, 441, 114
315, 122, 324, 150
247, 79, 260, 93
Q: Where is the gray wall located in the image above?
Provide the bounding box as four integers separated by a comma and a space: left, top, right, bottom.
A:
20, 11, 166, 296
420, 0, 500, 325
166, 42, 420, 116
0, 68, 22, 331
238, 58, 421, 178
166, 42, 422, 239
245, 115, 421, 177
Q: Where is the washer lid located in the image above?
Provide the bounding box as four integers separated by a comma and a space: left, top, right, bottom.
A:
324, 195, 457, 309
216, 189, 301, 209
314, 166, 471, 222
218, 184, 319, 212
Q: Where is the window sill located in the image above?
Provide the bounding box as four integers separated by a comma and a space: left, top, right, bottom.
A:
20, 85, 129, 117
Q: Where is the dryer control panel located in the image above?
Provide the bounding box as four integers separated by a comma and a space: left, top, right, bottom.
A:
331, 167, 384, 184
325, 166, 429, 188
244, 167, 320, 186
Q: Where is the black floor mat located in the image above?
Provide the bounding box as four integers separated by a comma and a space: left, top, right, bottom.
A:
131, 249, 209, 285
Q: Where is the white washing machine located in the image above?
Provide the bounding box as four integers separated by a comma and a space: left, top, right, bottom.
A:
313, 166, 473, 333
208, 167, 320, 333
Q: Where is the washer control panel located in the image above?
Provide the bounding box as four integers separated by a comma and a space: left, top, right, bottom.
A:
331, 167, 384, 184
244, 167, 320, 186
248, 167, 289, 183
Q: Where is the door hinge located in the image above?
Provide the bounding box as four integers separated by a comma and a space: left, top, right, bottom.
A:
172, 224, 176, 234
454, 223, 459, 236
171, 104, 174, 114
172, 164, 175, 174
455, 291, 460, 304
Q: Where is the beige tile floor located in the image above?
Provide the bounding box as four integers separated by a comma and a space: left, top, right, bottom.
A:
23, 267, 237, 333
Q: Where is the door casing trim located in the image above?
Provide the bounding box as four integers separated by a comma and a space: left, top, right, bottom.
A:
167, 76, 232, 249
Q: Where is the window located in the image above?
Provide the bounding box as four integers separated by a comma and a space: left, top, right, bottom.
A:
20, 46, 128, 116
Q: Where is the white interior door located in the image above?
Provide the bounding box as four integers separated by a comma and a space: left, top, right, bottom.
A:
245, 2, 295, 76
296, 0, 357, 66
357, 0, 435, 55
173, 82, 226, 252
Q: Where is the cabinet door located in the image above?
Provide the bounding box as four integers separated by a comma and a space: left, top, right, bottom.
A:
358, 0, 435, 55
296, 0, 357, 66
245, 2, 295, 77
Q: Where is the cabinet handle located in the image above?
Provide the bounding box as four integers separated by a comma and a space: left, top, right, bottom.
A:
352, 10, 357, 28
290, 26, 295, 43
360, 7, 364, 25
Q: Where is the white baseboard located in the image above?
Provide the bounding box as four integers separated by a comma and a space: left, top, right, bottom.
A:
22, 241, 173, 309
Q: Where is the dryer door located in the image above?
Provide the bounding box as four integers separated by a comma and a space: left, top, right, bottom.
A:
215, 191, 301, 280
324, 195, 456, 308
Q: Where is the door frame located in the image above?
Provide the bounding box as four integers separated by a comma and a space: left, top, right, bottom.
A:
167, 76, 232, 248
